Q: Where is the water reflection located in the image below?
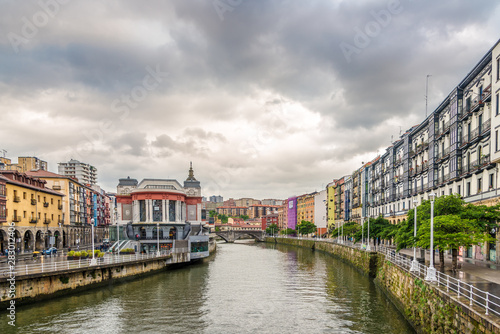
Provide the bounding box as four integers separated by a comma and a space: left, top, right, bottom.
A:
0, 242, 414, 334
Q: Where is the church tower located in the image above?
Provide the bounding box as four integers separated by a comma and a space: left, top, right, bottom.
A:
184, 162, 202, 222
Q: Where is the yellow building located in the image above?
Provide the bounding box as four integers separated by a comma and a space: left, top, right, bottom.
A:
0, 171, 63, 253
326, 181, 336, 232
26, 170, 109, 249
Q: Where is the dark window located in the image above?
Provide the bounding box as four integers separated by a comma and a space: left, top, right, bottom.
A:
139, 200, 146, 222
467, 182, 471, 197
496, 94, 499, 116
490, 174, 494, 190
153, 199, 162, 222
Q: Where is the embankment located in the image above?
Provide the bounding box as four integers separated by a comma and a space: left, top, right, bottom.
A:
267, 237, 500, 334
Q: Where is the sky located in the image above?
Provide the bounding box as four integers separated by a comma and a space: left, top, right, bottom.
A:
1, 0, 500, 200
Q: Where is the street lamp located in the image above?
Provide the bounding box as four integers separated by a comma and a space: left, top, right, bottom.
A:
361, 215, 364, 248
366, 214, 371, 251
156, 222, 160, 256
90, 218, 97, 265
115, 208, 119, 257
410, 199, 419, 272
425, 193, 437, 282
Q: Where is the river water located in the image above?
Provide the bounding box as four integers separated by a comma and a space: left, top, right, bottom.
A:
1, 242, 415, 333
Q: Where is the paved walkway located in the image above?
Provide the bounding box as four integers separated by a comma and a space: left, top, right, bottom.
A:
396, 247, 500, 299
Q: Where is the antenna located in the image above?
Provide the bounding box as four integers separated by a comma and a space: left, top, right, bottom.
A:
425, 74, 432, 117
399, 126, 402, 137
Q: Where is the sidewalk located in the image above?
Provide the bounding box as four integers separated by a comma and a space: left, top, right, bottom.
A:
397, 247, 500, 297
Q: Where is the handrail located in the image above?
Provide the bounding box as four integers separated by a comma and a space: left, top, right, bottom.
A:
1, 251, 174, 278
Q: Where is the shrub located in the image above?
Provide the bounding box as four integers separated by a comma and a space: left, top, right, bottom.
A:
67, 251, 75, 256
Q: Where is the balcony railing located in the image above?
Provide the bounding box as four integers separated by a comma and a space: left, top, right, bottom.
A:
31, 199, 37, 205
44, 219, 51, 224
13, 196, 21, 203
30, 218, 38, 224
43, 202, 49, 208
436, 147, 450, 161
13, 215, 21, 222
58, 204, 63, 210
481, 119, 491, 135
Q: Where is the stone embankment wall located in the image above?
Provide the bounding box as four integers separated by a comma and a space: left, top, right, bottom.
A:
266, 237, 500, 334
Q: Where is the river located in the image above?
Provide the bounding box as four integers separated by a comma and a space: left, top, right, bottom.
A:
1, 241, 415, 333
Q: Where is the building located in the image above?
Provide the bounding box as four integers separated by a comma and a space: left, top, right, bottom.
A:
297, 192, 316, 224
25, 170, 111, 249
0, 170, 64, 253
216, 206, 248, 217
314, 190, 327, 235
287, 196, 298, 230
58, 159, 98, 185
1, 156, 47, 172
209, 195, 223, 203
115, 163, 206, 255
261, 214, 279, 231
358, 39, 500, 262
326, 181, 336, 232
0, 176, 6, 224
248, 204, 279, 219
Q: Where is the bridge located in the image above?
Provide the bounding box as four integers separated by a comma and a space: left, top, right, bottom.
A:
214, 230, 265, 243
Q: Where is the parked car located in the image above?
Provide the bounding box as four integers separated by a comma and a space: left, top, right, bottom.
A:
42, 247, 57, 255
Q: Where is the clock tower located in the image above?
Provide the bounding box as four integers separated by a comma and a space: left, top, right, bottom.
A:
184, 162, 202, 222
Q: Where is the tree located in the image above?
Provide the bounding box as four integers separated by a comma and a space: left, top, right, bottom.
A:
416, 214, 492, 271
297, 220, 317, 236
209, 210, 217, 218
217, 214, 229, 224
280, 228, 296, 235
238, 215, 249, 221
266, 224, 279, 235
331, 221, 360, 240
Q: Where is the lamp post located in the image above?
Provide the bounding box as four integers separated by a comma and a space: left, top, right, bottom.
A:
361, 215, 364, 248
366, 214, 371, 251
90, 218, 96, 265
115, 208, 119, 257
410, 199, 419, 272
425, 193, 437, 282
156, 222, 160, 256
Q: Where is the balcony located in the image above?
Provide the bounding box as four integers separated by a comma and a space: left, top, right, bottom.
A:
44, 219, 51, 224
461, 127, 480, 149
58, 204, 63, 210
52, 185, 62, 190
12, 215, 21, 222
482, 84, 492, 102
43, 202, 49, 208
481, 119, 491, 136
436, 147, 450, 162
30, 218, 38, 224
436, 173, 450, 185
13, 196, 21, 203
30, 199, 36, 205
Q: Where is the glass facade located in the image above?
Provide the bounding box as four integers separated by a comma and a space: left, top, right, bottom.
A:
153, 200, 162, 222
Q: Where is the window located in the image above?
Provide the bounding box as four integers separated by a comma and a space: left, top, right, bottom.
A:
478, 178, 482, 193
23, 192, 26, 199
496, 130, 499, 152
458, 185, 461, 196
467, 182, 471, 196
497, 94, 499, 116
490, 174, 494, 189
497, 58, 500, 81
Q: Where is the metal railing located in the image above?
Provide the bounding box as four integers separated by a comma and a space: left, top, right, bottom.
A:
273, 237, 500, 318
377, 246, 500, 317
1, 251, 173, 277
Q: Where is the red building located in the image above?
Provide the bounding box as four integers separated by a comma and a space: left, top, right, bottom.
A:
261, 214, 279, 231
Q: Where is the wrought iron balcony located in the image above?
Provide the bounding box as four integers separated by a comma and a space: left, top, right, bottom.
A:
30, 218, 38, 224
43, 202, 49, 208
12, 215, 21, 222
31, 199, 37, 205
58, 204, 63, 210
13, 196, 21, 203
44, 219, 51, 224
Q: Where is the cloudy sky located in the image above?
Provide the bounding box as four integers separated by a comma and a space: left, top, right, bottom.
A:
1, 0, 500, 200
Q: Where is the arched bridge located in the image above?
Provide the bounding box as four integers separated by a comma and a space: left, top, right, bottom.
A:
214, 230, 265, 243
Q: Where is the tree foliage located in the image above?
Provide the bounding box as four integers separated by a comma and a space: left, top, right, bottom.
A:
297, 220, 317, 235
266, 223, 279, 235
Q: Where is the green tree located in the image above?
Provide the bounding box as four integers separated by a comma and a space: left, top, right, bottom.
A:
238, 215, 249, 220
331, 221, 360, 240
297, 220, 317, 236
209, 210, 217, 218
266, 223, 279, 235
416, 214, 492, 271
217, 214, 229, 224
280, 228, 296, 235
